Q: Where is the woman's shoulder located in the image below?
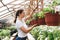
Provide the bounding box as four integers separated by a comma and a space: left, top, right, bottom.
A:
16, 19, 22, 24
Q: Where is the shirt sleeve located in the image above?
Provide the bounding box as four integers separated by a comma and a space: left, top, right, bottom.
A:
16, 21, 23, 28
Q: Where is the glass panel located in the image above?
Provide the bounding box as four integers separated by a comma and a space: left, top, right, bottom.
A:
22, 1, 30, 4
2, 0, 14, 5
0, 11, 14, 19
44, 0, 52, 6
0, 2, 3, 7
0, 6, 7, 12
0, 15, 11, 20
18, 6, 24, 9
7, 5, 14, 8
11, 0, 25, 4
14, 6, 24, 11
0, 10, 9, 16
7, 16, 14, 20
8, 8, 13, 11
13, 5, 21, 8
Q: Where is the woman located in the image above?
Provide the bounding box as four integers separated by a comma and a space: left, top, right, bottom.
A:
14, 9, 37, 40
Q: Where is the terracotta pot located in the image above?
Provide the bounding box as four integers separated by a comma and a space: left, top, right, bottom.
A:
45, 13, 59, 26
59, 15, 60, 25
30, 19, 37, 25
37, 18, 45, 25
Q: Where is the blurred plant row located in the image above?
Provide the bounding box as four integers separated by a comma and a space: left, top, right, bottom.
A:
30, 25, 60, 40
0, 26, 17, 40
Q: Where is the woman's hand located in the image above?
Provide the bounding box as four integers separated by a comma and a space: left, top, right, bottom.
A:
33, 24, 38, 27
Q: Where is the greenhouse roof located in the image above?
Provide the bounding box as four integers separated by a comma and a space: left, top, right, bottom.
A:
0, 0, 30, 20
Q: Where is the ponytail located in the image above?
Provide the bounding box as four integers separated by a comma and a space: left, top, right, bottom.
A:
14, 16, 17, 23
14, 9, 24, 23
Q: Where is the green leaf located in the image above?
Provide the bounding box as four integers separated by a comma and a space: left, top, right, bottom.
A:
43, 7, 51, 12
37, 11, 45, 18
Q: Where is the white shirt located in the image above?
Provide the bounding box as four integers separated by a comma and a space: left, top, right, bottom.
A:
16, 18, 28, 38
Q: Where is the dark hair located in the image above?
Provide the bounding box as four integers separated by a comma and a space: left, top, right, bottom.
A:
14, 9, 24, 23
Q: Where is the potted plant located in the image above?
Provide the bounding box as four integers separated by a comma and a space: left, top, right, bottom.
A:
36, 11, 46, 25
52, 0, 60, 26
29, 13, 38, 25
56, 11, 60, 25
59, 14, 60, 25
44, 7, 59, 26
30, 19, 37, 25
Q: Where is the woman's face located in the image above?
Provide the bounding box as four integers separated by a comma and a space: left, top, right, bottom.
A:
19, 11, 25, 18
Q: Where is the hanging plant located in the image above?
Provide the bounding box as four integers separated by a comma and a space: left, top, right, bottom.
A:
37, 11, 45, 19
53, 0, 60, 6
43, 7, 52, 13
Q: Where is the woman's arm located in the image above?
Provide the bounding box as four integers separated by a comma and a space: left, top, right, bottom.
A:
25, 7, 37, 22
20, 24, 37, 33
25, 9, 33, 22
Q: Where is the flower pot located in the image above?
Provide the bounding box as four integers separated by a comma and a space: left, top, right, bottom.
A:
30, 19, 37, 25
37, 18, 45, 25
59, 15, 60, 25
56, 11, 60, 25
45, 13, 59, 26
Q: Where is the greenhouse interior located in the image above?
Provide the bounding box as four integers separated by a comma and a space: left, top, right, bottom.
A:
0, 0, 60, 40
